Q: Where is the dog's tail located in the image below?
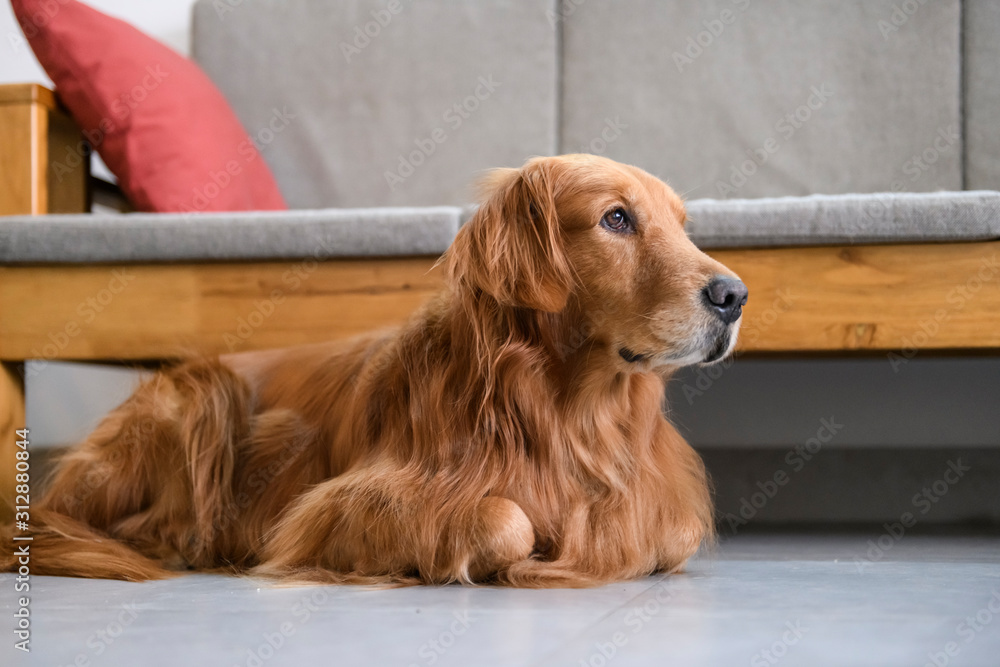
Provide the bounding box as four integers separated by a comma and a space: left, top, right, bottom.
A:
1, 509, 174, 581
2, 358, 252, 580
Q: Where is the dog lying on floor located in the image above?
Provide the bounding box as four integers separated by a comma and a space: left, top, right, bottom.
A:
3, 154, 747, 587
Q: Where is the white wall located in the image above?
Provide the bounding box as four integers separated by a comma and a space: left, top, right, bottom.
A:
25, 362, 150, 448
1, 0, 197, 86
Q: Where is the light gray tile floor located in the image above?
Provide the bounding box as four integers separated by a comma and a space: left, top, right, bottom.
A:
3, 532, 998, 666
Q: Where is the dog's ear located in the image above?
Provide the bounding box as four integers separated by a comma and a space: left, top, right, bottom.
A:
448, 159, 572, 312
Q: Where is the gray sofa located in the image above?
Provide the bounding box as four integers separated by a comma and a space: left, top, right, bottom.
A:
5, 1, 1000, 528
2, 0, 999, 262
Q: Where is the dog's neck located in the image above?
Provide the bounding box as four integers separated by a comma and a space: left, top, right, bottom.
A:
431, 288, 671, 493
441, 287, 667, 420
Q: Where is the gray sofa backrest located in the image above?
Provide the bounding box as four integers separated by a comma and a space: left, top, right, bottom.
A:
965, 0, 1000, 191
192, 0, 556, 209
192, 0, 998, 209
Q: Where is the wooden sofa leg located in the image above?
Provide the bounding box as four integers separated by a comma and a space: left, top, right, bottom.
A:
0, 362, 26, 523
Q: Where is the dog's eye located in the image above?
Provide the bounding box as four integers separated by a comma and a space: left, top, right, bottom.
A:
600, 208, 634, 234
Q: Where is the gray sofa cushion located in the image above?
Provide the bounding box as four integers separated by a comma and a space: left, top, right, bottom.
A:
560, 0, 961, 200
191, 0, 556, 210
685, 191, 1000, 248
965, 0, 1000, 190
0, 207, 460, 263
4, 193, 997, 265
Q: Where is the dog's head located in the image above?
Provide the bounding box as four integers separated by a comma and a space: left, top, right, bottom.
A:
449, 154, 747, 370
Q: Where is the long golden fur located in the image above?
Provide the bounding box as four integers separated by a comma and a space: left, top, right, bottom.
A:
3, 154, 746, 587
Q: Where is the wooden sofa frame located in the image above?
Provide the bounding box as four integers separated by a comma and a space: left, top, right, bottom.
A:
4, 240, 1000, 516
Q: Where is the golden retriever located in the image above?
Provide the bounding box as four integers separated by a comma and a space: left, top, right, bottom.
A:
3, 154, 747, 587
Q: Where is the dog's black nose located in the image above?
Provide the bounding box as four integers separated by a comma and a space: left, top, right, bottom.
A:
703, 276, 748, 324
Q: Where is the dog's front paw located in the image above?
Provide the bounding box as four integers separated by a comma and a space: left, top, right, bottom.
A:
465, 497, 534, 582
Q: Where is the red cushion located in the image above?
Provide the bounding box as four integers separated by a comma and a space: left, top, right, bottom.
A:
12, 0, 287, 212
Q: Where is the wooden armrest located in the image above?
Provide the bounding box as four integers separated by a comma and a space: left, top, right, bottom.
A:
0, 82, 90, 215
